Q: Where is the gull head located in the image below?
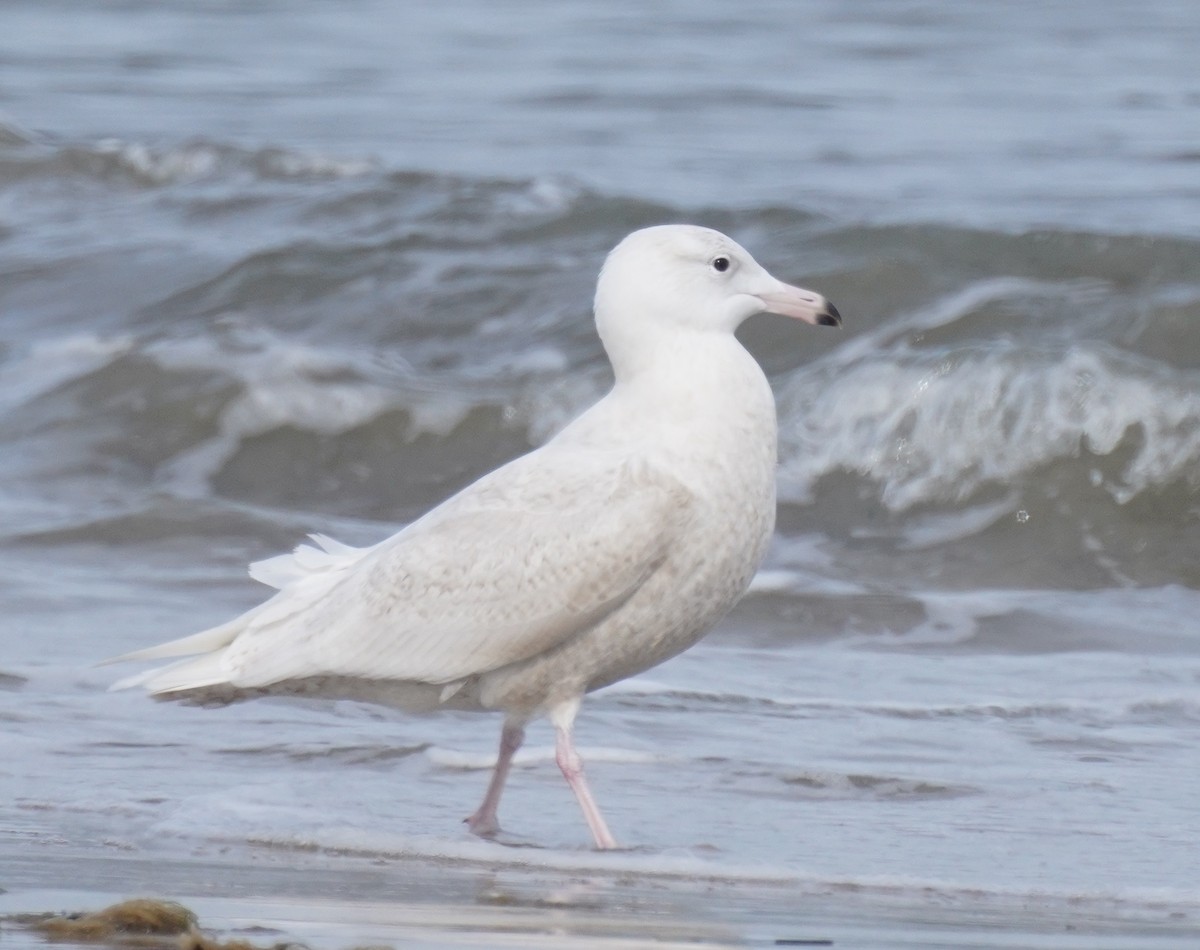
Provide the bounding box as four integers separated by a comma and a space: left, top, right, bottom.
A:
594, 226, 841, 355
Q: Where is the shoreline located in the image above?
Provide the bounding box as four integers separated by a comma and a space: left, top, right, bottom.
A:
3, 845, 1198, 950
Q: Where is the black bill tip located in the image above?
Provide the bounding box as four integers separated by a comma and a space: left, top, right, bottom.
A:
816, 302, 842, 327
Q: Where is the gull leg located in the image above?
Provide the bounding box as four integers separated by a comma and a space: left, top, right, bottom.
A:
465, 719, 525, 837
550, 699, 618, 850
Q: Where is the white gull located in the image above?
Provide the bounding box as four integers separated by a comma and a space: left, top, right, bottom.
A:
108, 224, 841, 849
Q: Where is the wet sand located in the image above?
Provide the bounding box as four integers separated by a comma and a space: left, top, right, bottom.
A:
3, 847, 1197, 950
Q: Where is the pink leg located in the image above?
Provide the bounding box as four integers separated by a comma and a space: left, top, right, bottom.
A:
465, 720, 525, 837
551, 700, 618, 850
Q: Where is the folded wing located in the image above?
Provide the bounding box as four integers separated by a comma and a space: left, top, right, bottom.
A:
111, 455, 694, 695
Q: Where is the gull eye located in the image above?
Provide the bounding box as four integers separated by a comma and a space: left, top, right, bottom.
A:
711, 256, 731, 273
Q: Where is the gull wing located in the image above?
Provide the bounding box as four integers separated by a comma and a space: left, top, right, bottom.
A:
119, 455, 694, 694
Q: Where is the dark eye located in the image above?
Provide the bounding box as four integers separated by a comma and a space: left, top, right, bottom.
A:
712, 256, 730, 273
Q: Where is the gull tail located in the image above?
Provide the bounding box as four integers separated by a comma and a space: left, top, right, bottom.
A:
100, 617, 243, 668
104, 532, 375, 699
104, 617, 241, 696
109, 651, 230, 694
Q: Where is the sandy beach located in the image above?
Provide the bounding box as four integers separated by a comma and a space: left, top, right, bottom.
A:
4, 842, 1199, 950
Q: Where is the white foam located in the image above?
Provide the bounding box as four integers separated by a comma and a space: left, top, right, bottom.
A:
778, 327, 1200, 510
898, 492, 1018, 549
84, 138, 377, 185
518, 371, 608, 446
239, 826, 1200, 924
92, 138, 220, 185
491, 174, 584, 217
252, 826, 801, 883
254, 147, 377, 179
130, 320, 596, 498
747, 569, 800, 594
144, 327, 457, 496
0, 333, 133, 413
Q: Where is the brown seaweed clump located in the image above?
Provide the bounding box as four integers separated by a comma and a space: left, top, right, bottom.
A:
18, 899, 197, 943
7, 899, 321, 950
177, 934, 276, 950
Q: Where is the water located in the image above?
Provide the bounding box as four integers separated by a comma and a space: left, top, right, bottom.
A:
2, 1, 1199, 945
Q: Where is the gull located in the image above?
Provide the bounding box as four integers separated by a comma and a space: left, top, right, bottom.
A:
109, 224, 840, 849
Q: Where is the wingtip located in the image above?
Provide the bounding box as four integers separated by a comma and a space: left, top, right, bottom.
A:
107, 652, 233, 696
96, 646, 163, 669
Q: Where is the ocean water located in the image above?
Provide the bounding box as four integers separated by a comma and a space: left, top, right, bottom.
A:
2, 0, 1199, 945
